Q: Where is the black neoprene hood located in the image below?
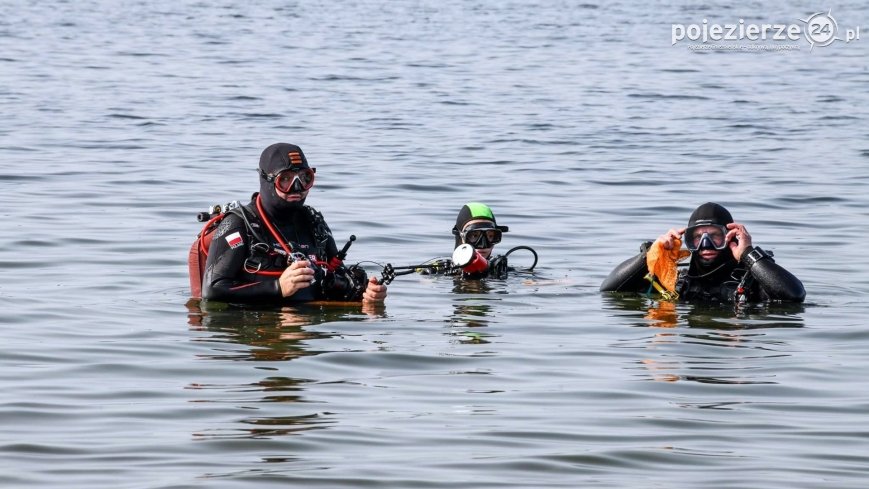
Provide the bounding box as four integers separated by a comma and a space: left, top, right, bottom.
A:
687, 202, 734, 228
452, 203, 509, 248
258, 143, 311, 217
686, 202, 735, 272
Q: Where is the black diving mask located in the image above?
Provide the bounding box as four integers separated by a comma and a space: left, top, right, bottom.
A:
460, 223, 503, 249
684, 224, 729, 251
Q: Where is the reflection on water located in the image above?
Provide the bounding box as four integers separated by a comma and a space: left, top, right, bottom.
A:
444, 274, 549, 344
186, 299, 336, 361
604, 295, 805, 385
448, 278, 499, 344
185, 300, 380, 440
203, 411, 334, 440
603, 294, 806, 330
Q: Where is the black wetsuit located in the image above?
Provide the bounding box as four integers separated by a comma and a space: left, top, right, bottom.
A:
600, 241, 806, 303
202, 197, 339, 303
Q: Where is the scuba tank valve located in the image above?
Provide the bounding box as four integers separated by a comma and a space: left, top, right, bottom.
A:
197, 201, 242, 222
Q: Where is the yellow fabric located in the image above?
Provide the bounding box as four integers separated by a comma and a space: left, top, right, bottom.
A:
646, 239, 691, 292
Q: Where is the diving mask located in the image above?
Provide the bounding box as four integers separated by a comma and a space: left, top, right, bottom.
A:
460, 222, 502, 249
684, 224, 729, 251
260, 167, 316, 193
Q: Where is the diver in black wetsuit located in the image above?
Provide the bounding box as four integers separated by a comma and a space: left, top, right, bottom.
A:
600, 202, 805, 303
201, 143, 388, 304
374, 202, 537, 285
452, 202, 511, 278
419, 203, 513, 279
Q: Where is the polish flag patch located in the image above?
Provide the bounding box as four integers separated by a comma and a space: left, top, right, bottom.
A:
225, 231, 243, 249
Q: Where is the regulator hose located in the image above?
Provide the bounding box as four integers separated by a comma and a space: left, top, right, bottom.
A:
503, 245, 538, 271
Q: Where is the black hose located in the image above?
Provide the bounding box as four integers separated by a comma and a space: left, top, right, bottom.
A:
503, 245, 538, 270
392, 269, 418, 277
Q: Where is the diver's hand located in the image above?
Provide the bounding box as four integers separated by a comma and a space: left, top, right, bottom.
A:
362, 276, 387, 303
655, 227, 686, 250
726, 222, 752, 262
279, 260, 315, 297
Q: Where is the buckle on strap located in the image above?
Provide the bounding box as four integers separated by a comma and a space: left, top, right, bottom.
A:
243, 242, 270, 273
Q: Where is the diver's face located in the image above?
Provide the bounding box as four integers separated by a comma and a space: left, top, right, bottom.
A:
687, 225, 726, 264
696, 247, 720, 264
276, 186, 309, 202
461, 219, 498, 259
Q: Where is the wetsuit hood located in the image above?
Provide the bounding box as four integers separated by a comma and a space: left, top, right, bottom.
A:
258, 143, 310, 219
452, 202, 508, 249
687, 202, 735, 274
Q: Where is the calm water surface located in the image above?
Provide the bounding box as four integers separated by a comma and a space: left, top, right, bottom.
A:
2, 1, 869, 488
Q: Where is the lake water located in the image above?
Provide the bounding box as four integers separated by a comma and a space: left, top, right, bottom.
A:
2, 1, 869, 487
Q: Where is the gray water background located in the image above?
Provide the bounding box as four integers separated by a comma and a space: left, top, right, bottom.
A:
2, 1, 869, 487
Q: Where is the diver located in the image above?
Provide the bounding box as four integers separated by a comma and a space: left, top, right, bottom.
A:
600, 202, 805, 303
411, 202, 536, 280
450, 202, 511, 278
191, 143, 387, 304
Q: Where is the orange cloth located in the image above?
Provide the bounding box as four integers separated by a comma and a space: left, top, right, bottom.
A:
645, 301, 678, 328
646, 239, 691, 292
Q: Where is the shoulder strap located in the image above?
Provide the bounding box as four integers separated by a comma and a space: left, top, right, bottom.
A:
230, 203, 269, 245
303, 205, 334, 258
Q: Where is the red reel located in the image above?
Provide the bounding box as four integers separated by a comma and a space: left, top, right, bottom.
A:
452, 244, 488, 273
